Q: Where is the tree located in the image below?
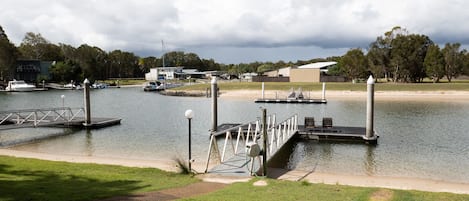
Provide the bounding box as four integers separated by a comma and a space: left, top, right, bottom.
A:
390, 34, 432, 82
0, 25, 18, 81
338, 48, 368, 81
424, 44, 445, 83
442, 43, 464, 82
367, 26, 408, 81
462, 50, 469, 76
18, 32, 63, 61
49, 61, 82, 83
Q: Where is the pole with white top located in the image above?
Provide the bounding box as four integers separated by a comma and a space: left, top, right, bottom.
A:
211, 77, 218, 133
365, 75, 376, 143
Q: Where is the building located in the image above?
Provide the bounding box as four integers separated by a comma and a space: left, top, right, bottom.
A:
14, 60, 52, 82
254, 61, 342, 83
264, 67, 292, 77
290, 62, 337, 82
145, 67, 183, 80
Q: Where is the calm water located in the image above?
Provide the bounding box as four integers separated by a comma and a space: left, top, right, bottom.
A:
1, 87, 469, 183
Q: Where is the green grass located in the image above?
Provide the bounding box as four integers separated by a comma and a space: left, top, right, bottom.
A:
184, 179, 469, 201
101, 79, 146, 85
173, 81, 469, 92
0, 155, 198, 201
2, 156, 469, 201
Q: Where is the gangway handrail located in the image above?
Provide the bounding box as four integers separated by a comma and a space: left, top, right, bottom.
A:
204, 113, 298, 174
0, 107, 85, 128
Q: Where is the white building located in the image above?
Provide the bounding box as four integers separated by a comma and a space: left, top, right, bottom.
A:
145, 67, 183, 80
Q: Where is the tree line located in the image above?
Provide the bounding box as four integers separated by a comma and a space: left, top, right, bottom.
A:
2, 25, 469, 84
334, 27, 469, 82
0, 25, 223, 83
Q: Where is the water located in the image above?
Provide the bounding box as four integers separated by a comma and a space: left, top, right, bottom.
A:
1, 87, 469, 183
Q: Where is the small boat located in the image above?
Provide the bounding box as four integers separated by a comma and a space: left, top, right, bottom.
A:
5, 80, 36, 92
92, 82, 108, 89
143, 81, 164, 91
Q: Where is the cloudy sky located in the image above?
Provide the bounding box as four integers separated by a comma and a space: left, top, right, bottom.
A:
1, 0, 469, 63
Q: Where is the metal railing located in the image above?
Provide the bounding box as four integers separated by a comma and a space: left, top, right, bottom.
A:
0, 107, 85, 128
204, 114, 299, 173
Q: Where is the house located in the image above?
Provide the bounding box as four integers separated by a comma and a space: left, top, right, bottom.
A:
289, 62, 338, 82
253, 61, 341, 83
145, 67, 183, 80
14, 60, 52, 82
264, 67, 292, 77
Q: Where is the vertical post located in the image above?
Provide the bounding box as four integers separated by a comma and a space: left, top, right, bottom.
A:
261, 82, 265, 99
84, 78, 91, 126
322, 82, 326, 100
188, 118, 192, 171
42, 80, 45, 89
262, 108, 267, 176
211, 77, 218, 132
366, 75, 375, 139
184, 109, 194, 172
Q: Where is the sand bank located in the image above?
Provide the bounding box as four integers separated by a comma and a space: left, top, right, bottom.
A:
219, 90, 469, 102
272, 168, 469, 194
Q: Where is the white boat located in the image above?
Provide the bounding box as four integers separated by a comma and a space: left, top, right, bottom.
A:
5, 80, 36, 92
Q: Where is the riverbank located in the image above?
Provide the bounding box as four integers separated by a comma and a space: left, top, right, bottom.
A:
215, 89, 469, 102
1, 149, 468, 195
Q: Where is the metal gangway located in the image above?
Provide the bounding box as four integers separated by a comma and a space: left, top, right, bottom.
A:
204, 113, 299, 176
0, 107, 85, 130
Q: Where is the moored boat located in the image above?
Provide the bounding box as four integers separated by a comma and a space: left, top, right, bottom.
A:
5, 80, 36, 92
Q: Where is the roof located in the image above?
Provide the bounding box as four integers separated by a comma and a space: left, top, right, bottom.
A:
297, 61, 337, 69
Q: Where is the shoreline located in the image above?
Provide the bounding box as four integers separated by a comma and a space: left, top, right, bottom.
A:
217, 89, 469, 102
1, 149, 469, 194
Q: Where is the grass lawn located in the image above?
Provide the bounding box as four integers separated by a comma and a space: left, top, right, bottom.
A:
1, 155, 469, 201
185, 179, 469, 201
0, 155, 198, 201
174, 81, 469, 92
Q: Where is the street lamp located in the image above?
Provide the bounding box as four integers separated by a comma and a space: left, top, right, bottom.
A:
184, 109, 194, 172
60, 95, 65, 108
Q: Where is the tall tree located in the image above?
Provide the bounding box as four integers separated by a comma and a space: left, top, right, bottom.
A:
0, 25, 18, 81
18, 32, 63, 61
367, 26, 408, 81
442, 43, 463, 82
339, 48, 368, 81
390, 34, 432, 82
424, 44, 445, 83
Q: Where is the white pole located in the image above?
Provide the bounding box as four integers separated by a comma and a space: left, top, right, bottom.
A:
211, 77, 218, 132
83, 78, 91, 126
366, 75, 375, 139
261, 82, 265, 99
322, 82, 326, 100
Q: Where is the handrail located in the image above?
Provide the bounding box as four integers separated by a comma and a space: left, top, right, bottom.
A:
0, 107, 85, 128
204, 113, 299, 174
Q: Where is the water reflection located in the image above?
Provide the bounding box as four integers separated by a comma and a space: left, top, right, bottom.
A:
85, 130, 94, 156
364, 145, 376, 175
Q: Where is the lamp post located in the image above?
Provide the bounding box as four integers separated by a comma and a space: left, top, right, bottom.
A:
184, 109, 194, 172
60, 95, 65, 108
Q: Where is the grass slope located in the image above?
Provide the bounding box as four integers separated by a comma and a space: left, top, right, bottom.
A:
0, 155, 197, 201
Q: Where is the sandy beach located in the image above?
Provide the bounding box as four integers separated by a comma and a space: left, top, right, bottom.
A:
218, 89, 469, 102
2, 148, 469, 194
